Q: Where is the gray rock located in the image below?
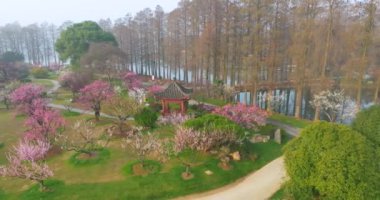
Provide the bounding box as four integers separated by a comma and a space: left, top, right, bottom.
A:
274, 129, 282, 144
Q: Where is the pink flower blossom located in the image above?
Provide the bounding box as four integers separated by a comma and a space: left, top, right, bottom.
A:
9, 84, 45, 115
79, 80, 114, 120
213, 103, 268, 129
122, 71, 142, 91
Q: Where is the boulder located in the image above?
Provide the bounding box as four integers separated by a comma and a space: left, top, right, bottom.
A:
274, 129, 282, 144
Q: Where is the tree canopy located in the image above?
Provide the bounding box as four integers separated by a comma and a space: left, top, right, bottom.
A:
55, 21, 117, 66
283, 121, 379, 200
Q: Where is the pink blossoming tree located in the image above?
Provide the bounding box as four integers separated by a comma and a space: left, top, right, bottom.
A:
122, 71, 142, 91
147, 85, 163, 94
24, 105, 65, 142
9, 84, 45, 115
79, 80, 114, 121
0, 140, 53, 191
213, 103, 268, 129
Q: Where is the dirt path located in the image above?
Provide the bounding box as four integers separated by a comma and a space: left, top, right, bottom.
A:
176, 157, 287, 200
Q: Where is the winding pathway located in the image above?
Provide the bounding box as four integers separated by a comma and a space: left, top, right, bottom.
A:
46, 79, 301, 200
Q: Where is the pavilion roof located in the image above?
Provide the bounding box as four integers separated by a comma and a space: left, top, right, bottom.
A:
155, 81, 193, 99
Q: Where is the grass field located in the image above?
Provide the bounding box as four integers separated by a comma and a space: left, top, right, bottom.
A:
269, 113, 312, 129
0, 107, 289, 199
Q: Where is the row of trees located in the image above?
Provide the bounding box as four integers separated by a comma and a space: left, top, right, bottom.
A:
0, 22, 68, 66
107, 0, 379, 117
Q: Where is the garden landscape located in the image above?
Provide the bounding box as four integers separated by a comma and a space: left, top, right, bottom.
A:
0, 0, 379, 200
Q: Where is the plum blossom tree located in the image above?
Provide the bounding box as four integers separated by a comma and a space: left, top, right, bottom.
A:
58, 120, 111, 156
310, 90, 359, 122
123, 130, 161, 166
174, 126, 239, 152
0, 140, 53, 191
78, 80, 114, 121
9, 84, 45, 115
58, 70, 93, 100
158, 113, 192, 126
129, 88, 146, 105
0, 81, 21, 110
122, 71, 141, 91
24, 104, 65, 142
104, 96, 142, 134
213, 103, 268, 129
147, 85, 163, 95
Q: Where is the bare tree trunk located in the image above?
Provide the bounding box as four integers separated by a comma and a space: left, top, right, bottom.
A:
295, 85, 303, 119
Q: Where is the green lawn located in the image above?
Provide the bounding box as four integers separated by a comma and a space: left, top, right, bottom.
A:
270, 187, 285, 200
269, 113, 312, 129
194, 96, 228, 106
32, 79, 54, 90
0, 107, 291, 200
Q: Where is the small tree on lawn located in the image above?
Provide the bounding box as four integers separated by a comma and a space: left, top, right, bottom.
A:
283, 122, 379, 199
0, 81, 21, 110
123, 130, 161, 167
58, 120, 111, 156
104, 96, 142, 134
9, 84, 45, 115
0, 140, 53, 191
24, 104, 65, 142
58, 70, 93, 100
78, 80, 114, 121
213, 103, 268, 129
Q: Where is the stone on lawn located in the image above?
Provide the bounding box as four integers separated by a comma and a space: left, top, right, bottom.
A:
250, 134, 270, 143
230, 151, 241, 161
274, 129, 282, 144
205, 170, 213, 175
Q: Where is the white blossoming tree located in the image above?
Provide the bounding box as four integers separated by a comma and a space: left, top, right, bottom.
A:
310, 90, 358, 122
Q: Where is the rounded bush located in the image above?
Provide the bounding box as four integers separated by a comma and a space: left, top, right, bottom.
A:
284, 122, 379, 199
134, 107, 158, 128
31, 67, 50, 79
352, 105, 380, 145
184, 114, 244, 136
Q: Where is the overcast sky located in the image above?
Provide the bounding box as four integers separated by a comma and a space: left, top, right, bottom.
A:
0, 0, 180, 26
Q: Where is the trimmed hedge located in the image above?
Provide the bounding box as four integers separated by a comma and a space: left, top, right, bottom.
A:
184, 114, 244, 136
135, 107, 158, 128
352, 105, 380, 145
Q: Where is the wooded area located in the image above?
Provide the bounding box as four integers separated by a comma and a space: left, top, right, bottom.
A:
0, 0, 379, 119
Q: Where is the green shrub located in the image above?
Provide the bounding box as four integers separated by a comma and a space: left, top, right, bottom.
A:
284, 121, 379, 200
31, 67, 50, 79
352, 105, 380, 145
184, 114, 244, 136
135, 107, 158, 128
0, 142, 4, 149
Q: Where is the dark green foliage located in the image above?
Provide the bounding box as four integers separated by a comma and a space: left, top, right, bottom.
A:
69, 149, 110, 166
0, 51, 24, 62
284, 122, 379, 200
0, 142, 4, 149
352, 105, 380, 145
122, 160, 162, 176
31, 67, 50, 79
134, 108, 158, 128
55, 21, 117, 65
184, 114, 244, 136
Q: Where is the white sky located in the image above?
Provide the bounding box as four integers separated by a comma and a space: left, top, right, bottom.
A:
0, 0, 180, 26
